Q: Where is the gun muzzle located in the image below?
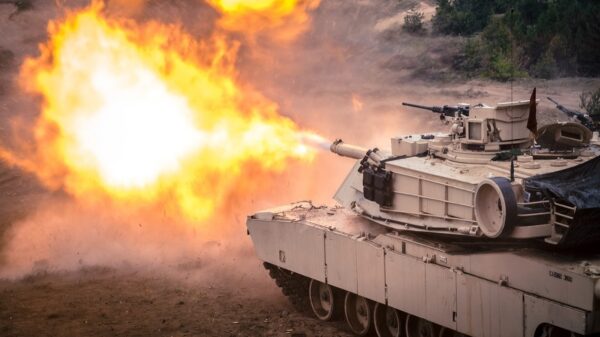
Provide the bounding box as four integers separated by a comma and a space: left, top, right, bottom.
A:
330, 139, 367, 159
330, 139, 387, 164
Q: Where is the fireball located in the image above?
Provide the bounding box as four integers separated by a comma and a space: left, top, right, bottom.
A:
6, 1, 322, 221
207, 0, 321, 41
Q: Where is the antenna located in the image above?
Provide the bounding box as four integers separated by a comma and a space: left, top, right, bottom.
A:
510, 8, 514, 101
509, 7, 518, 182
510, 7, 515, 156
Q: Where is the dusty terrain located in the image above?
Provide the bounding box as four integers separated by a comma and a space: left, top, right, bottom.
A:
0, 265, 354, 337
0, 1, 599, 337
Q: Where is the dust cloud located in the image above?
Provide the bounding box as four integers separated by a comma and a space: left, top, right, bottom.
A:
1, 0, 599, 282
0, 197, 256, 281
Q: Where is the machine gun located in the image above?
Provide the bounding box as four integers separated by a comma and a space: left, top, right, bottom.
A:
547, 97, 597, 131
402, 102, 470, 117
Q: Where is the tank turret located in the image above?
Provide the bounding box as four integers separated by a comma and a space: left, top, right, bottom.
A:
331, 94, 600, 246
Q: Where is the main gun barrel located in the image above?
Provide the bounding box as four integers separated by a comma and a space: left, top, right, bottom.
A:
330, 139, 368, 159
330, 139, 387, 164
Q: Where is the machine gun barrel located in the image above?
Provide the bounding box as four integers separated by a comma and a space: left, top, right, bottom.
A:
547, 96, 597, 131
547, 96, 575, 117
402, 102, 439, 112
402, 102, 468, 116
546, 96, 560, 107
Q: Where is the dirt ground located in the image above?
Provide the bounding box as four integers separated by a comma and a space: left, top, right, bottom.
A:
0, 1, 599, 337
0, 267, 354, 337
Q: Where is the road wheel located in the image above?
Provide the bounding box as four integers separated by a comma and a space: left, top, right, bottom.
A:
405, 314, 439, 337
536, 324, 580, 337
308, 279, 341, 321
344, 292, 373, 336
374, 303, 402, 337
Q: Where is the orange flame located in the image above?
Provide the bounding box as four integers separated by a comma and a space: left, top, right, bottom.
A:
207, 0, 320, 41
5, 2, 321, 221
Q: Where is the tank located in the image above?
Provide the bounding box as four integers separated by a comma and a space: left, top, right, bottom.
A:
246, 93, 600, 337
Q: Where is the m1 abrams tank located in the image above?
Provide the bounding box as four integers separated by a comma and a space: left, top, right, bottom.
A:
246, 93, 600, 337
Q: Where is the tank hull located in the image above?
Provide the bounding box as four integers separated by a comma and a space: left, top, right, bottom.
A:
247, 202, 600, 337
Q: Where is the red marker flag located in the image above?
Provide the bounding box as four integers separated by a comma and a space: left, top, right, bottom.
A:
527, 87, 537, 137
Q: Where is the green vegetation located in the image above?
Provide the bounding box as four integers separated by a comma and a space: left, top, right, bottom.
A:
403, 8, 426, 34
433, 0, 600, 80
580, 88, 600, 119
432, 0, 498, 36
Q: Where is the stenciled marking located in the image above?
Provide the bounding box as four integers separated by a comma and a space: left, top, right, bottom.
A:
549, 270, 573, 282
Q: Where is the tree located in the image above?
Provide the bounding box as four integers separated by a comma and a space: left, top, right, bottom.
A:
531, 50, 558, 79
433, 0, 600, 78
580, 88, 600, 119
432, 0, 494, 35
403, 8, 426, 34
575, 7, 600, 76
453, 38, 483, 76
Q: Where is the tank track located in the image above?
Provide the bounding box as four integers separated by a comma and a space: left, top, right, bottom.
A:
263, 262, 311, 314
